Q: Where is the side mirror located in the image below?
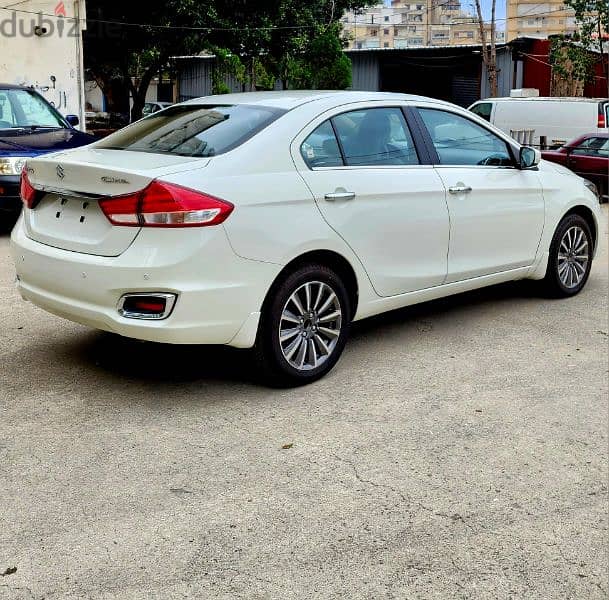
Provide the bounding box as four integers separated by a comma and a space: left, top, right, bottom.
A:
519, 146, 541, 169
65, 114, 80, 127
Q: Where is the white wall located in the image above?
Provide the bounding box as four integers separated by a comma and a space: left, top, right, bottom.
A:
0, 1, 87, 127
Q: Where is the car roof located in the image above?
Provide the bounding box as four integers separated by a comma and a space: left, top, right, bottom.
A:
483, 97, 607, 103
573, 132, 609, 141
182, 90, 436, 110
0, 83, 31, 90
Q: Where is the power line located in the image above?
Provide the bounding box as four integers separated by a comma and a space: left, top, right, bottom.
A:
344, 6, 576, 27
0, 4, 586, 32
0, 6, 320, 31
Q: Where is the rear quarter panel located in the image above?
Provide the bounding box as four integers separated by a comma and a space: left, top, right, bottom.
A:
158, 113, 381, 314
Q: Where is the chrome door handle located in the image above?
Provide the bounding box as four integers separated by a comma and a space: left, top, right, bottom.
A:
325, 191, 356, 201
448, 185, 472, 194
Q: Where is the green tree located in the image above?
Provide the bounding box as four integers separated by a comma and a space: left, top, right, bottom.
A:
84, 0, 219, 120
84, 0, 374, 120
563, 0, 609, 94
549, 35, 595, 96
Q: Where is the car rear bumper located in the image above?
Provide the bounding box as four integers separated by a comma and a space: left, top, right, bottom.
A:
10, 220, 281, 347
0, 175, 22, 213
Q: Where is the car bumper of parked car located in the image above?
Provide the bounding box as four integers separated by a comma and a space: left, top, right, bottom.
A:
0, 175, 22, 213
10, 221, 281, 348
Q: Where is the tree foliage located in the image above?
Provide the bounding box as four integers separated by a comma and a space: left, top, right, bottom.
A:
549, 35, 595, 96
562, 0, 609, 95
84, 0, 218, 119
84, 0, 374, 120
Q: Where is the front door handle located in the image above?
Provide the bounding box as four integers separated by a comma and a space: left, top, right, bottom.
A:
325, 191, 356, 201
448, 185, 472, 195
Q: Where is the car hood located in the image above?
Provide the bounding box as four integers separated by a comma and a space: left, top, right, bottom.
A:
0, 128, 95, 157
540, 159, 575, 177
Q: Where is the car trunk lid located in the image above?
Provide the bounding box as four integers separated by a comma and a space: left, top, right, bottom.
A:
24, 148, 209, 256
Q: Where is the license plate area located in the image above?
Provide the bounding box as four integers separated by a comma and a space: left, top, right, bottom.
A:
25, 193, 141, 256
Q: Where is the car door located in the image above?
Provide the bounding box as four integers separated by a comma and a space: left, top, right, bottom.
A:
414, 106, 545, 283
292, 104, 449, 297
567, 136, 609, 195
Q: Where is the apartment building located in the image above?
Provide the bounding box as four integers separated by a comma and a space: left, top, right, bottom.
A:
342, 0, 505, 50
506, 0, 578, 41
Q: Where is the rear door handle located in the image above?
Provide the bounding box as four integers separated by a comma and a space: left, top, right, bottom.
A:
448, 185, 472, 194
325, 191, 356, 201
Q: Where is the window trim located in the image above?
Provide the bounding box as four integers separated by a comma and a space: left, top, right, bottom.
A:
411, 105, 520, 169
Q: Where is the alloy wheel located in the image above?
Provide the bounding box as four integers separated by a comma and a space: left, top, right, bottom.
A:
557, 225, 589, 289
278, 281, 342, 371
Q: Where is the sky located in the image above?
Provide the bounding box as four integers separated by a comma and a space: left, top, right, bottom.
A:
478, 0, 507, 23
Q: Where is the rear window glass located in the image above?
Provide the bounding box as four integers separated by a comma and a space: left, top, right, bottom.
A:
96, 104, 286, 157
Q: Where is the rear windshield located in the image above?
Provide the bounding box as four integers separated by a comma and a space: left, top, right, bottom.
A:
96, 104, 286, 157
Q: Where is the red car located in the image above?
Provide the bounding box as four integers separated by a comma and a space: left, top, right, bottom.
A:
542, 133, 609, 202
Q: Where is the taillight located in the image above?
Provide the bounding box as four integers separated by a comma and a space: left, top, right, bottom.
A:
598, 112, 606, 128
20, 168, 38, 208
99, 180, 234, 228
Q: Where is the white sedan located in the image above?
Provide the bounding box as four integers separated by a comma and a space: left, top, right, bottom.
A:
11, 91, 602, 385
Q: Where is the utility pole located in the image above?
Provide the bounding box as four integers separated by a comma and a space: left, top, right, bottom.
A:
474, 0, 498, 97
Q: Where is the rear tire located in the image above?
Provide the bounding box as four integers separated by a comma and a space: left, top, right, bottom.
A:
540, 214, 593, 298
254, 264, 351, 387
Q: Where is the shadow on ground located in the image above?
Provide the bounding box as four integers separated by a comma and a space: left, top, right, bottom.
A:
61, 279, 541, 387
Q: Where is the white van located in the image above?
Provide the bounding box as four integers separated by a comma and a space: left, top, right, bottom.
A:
468, 97, 608, 148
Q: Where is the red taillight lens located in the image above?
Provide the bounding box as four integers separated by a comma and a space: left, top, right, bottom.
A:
99, 180, 234, 228
20, 168, 38, 208
598, 113, 606, 128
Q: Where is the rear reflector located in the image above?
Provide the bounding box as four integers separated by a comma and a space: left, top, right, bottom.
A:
99, 180, 233, 228
118, 293, 177, 320
20, 168, 38, 208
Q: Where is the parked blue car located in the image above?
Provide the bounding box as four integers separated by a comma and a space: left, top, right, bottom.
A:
0, 84, 95, 227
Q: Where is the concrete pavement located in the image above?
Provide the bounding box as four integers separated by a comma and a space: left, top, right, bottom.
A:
0, 209, 607, 599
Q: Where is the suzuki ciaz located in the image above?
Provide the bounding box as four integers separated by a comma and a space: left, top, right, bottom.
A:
11, 92, 602, 385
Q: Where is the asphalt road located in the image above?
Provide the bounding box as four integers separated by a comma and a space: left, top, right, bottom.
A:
1, 209, 607, 600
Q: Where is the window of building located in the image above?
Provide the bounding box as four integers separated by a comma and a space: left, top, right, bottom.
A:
384, 42, 390, 47
384, 28, 390, 35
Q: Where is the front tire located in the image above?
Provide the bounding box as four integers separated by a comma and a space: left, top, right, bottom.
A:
541, 214, 593, 297
254, 264, 351, 387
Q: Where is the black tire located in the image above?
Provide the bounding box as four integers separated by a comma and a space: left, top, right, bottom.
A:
254, 264, 351, 387
541, 213, 593, 298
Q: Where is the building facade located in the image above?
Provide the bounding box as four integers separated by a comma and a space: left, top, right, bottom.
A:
342, 0, 505, 50
0, 0, 87, 126
506, 0, 578, 41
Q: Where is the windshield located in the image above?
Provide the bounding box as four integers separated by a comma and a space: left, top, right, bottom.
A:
470, 102, 492, 122
96, 104, 286, 157
0, 89, 66, 129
